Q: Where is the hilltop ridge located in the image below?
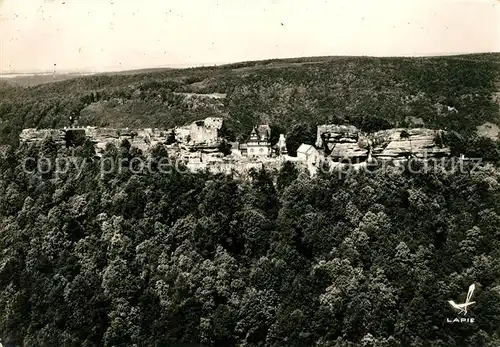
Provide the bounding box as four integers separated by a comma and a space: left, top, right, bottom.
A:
0, 54, 499, 156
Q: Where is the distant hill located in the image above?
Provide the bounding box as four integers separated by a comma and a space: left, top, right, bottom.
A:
98, 67, 176, 76
0, 72, 98, 87
0, 53, 498, 147
0, 79, 16, 90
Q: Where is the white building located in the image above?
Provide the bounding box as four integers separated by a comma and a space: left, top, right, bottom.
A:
246, 125, 271, 157
297, 144, 320, 165
297, 144, 321, 176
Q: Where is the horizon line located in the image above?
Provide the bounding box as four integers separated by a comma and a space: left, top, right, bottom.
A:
1, 51, 499, 76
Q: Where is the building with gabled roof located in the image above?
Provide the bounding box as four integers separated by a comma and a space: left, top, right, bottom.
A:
297, 143, 321, 176
246, 124, 271, 157
297, 144, 320, 164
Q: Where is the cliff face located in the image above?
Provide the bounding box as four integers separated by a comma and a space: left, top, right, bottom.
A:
19, 117, 225, 153
19, 126, 169, 153
316, 126, 449, 160
316, 125, 359, 148
371, 128, 449, 159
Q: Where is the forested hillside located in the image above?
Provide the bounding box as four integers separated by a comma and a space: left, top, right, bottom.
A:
1, 54, 500, 346
1, 142, 500, 346
0, 54, 499, 147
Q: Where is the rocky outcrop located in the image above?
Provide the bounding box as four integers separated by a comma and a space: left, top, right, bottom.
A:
371, 128, 449, 159
19, 126, 170, 153
19, 117, 225, 152
328, 142, 368, 161
316, 124, 359, 148
312, 126, 450, 161
19, 128, 66, 144
314, 125, 449, 160
174, 92, 227, 99
476, 122, 500, 141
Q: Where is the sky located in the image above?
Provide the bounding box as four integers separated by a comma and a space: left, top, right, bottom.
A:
1, 0, 499, 73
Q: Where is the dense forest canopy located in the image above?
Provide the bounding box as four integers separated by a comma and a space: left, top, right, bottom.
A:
1, 54, 500, 346
0, 141, 500, 346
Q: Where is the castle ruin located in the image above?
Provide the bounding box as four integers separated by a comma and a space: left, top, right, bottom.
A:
19, 118, 451, 177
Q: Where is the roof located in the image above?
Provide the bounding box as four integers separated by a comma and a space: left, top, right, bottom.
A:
248, 124, 271, 142
297, 144, 317, 155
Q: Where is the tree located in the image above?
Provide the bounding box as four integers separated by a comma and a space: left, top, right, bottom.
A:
277, 161, 299, 192
218, 140, 232, 156
166, 130, 176, 145
285, 122, 316, 157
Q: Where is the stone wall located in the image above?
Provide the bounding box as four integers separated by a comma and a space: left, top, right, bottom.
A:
204, 117, 224, 129
189, 121, 220, 145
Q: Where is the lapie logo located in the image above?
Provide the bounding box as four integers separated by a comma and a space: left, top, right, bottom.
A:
446, 284, 476, 323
